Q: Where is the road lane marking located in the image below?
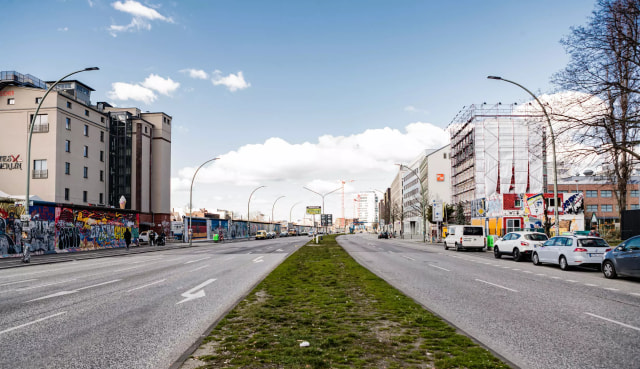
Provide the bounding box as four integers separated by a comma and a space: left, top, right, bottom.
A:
189, 265, 209, 273
127, 279, 166, 292
584, 283, 598, 287
502, 266, 511, 269
551, 276, 561, 279
15, 278, 78, 291
631, 293, 640, 297
604, 287, 619, 291
0, 312, 67, 336
252, 256, 264, 263
184, 257, 211, 264
113, 266, 139, 273
475, 279, 518, 292
429, 264, 450, 272
566, 280, 578, 283
0, 279, 38, 287
512, 268, 520, 271
177, 278, 216, 304
276, 249, 284, 252
536, 274, 546, 276
26, 279, 122, 302
522, 271, 533, 274
402, 255, 415, 261
584, 312, 640, 332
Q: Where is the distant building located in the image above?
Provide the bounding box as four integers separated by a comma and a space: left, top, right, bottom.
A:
355, 192, 378, 230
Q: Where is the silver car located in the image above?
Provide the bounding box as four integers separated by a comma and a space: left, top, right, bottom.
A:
602, 235, 640, 279
532, 235, 610, 271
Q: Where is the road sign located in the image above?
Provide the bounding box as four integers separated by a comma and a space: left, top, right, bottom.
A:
306, 206, 321, 215
321, 214, 332, 226
432, 201, 443, 222
590, 212, 598, 223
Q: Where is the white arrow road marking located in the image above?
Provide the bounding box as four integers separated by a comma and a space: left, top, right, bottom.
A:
475, 279, 518, 293
0, 279, 38, 287
184, 257, 211, 264
585, 312, 640, 332
0, 311, 67, 336
26, 279, 121, 303
276, 249, 284, 252
177, 279, 216, 305
127, 279, 166, 293
252, 256, 264, 263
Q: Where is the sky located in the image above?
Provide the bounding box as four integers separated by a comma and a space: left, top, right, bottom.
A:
2, 0, 597, 222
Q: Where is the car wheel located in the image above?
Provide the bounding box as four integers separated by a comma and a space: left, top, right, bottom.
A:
444, 242, 448, 250
513, 248, 522, 262
602, 261, 617, 279
455, 243, 460, 252
493, 246, 501, 259
559, 256, 570, 271
532, 252, 541, 265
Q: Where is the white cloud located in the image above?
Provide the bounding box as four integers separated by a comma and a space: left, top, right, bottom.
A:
141, 74, 180, 95
404, 105, 429, 114
109, 0, 173, 36
88, 0, 94, 7
180, 68, 209, 80
212, 70, 251, 92
57, 27, 69, 32
107, 82, 157, 104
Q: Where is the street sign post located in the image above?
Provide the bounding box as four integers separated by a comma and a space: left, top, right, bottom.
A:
306, 206, 321, 215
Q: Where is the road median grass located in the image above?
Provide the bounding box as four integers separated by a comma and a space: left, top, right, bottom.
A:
186, 234, 508, 368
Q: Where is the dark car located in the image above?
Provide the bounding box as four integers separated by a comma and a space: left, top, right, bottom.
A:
602, 235, 640, 279
378, 232, 389, 239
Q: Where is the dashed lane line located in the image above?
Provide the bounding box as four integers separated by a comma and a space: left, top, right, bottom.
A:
475, 279, 518, 293
0, 312, 67, 336
429, 264, 451, 272
585, 312, 640, 332
127, 279, 166, 293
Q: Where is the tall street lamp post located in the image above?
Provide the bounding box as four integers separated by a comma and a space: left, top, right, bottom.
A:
24, 67, 99, 253
395, 164, 427, 242
487, 75, 559, 236
303, 186, 341, 234
247, 185, 266, 239
289, 201, 301, 223
189, 157, 219, 246
271, 195, 286, 228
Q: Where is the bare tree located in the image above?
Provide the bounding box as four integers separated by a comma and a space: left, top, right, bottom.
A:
553, 0, 640, 216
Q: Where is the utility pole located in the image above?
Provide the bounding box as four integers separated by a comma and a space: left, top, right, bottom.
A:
340, 179, 354, 231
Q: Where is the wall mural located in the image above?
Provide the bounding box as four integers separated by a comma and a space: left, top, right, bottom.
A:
0, 200, 139, 258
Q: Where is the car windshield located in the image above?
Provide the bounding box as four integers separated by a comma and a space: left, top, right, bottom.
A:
525, 234, 548, 241
578, 238, 608, 247
463, 227, 483, 236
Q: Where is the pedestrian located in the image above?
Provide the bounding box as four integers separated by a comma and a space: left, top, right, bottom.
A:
588, 227, 599, 237
149, 230, 155, 246
124, 228, 131, 250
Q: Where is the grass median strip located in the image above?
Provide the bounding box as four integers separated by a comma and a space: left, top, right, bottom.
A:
188, 234, 508, 368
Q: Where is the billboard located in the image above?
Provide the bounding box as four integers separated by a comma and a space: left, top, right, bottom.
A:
306, 206, 321, 215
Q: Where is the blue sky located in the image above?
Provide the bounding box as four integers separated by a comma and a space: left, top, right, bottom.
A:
3, 0, 596, 221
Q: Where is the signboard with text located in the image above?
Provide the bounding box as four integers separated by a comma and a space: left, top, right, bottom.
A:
306, 206, 321, 215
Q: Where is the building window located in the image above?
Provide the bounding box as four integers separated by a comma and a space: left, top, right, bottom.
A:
83, 191, 87, 203
67, 101, 72, 109
66, 117, 71, 130
84, 124, 88, 136
83, 145, 88, 157
33, 159, 48, 179
99, 193, 103, 204
586, 190, 598, 197
7, 98, 15, 105
586, 204, 598, 212
65, 162, 70, 175
145, 126, 148, 133
84, 109, 89, 117
631, 190, 639, 197
35, 97, 42, 104
601, 204, 613, 212
631, 204, 640, 210
100, 131, 104, 142
100, 170, 104, 182
65, 188, 70, 201
65, 140, 70, 152
601, 190, 612, 198
83, 166, 88, 178
100, 150, 104, 162
514, 199, 522, 208
30, 114, 49, 133
100, 117, 105, 123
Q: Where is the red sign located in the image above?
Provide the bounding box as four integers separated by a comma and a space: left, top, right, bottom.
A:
436, 174, 445, 182
0, 91, 15, 96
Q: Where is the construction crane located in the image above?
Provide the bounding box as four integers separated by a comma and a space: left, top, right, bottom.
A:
340, 179, 354, 229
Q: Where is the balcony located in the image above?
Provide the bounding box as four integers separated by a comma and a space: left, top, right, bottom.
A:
32, 124, 49, 133
33, 170, 48, 179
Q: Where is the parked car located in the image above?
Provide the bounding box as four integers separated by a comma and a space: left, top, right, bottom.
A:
444, 225, 485, 251
602, 235, 640, 279
279, 232, 289, 237
532, 235, 610, 270
139, 231, 149, 243
378, 231, 389, 239
255, 230, 268, 240
493, 231, 548, 261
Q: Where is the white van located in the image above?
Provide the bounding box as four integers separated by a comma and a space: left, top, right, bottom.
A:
444, 225, 486, 251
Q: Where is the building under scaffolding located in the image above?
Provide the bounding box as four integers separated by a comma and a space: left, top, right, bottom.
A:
447, 103, 547, 219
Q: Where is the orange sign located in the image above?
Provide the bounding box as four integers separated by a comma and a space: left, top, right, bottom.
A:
436, 174, 445, 182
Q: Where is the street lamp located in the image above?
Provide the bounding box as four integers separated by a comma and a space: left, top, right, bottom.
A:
24, 67, 99, 253
303, 186, 341, 233
395, 164, 427, 242
271, 195, 286, 225
189, 157, 219, 246
289, 201, 301, 223
487, 75, 559, 236
247, 185, 266, 239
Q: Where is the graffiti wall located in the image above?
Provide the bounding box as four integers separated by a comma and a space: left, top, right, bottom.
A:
0, 200, 140, 258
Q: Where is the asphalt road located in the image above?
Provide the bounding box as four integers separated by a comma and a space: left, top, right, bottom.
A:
0, 237, 306, 369
338, 234, 640, 369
